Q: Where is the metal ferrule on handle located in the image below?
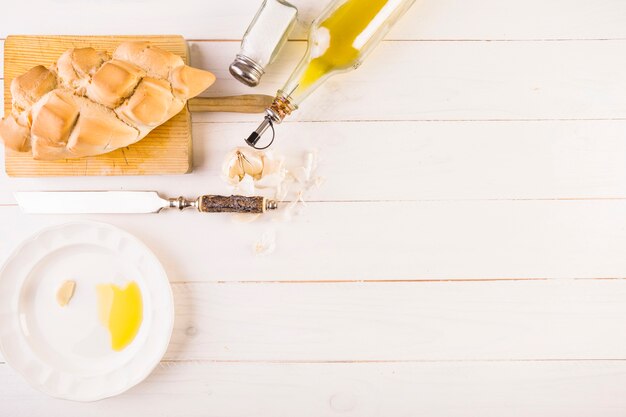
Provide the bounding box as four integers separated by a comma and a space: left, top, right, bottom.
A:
168, 196, 199, 211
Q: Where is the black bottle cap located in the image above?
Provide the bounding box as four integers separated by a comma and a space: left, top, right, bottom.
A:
245, 131, 261, 147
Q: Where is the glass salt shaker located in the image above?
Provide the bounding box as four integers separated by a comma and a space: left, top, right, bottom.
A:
229, 0, 298, 87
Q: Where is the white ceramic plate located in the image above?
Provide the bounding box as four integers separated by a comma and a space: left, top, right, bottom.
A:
0, 221, 174, 401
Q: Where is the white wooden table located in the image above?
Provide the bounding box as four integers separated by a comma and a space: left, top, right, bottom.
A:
2, 1, 626, 415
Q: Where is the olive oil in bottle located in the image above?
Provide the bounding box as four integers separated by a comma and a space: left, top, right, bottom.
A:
246, 0, 415, 148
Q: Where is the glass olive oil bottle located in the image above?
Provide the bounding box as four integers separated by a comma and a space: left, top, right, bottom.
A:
246, 0, 415, 148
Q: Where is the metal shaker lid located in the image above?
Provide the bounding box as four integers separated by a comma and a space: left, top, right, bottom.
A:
230, 0, 297, 87
229, 55, 265, 87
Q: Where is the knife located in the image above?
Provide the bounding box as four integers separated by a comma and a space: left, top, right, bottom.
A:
14, 191, 278, 214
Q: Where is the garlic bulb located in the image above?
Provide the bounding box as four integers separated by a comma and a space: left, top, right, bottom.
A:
222, 148, 264, 184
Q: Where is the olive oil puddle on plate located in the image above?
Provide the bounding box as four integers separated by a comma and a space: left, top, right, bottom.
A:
96, 281, 143, 351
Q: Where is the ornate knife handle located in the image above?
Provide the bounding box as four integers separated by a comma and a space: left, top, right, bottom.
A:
168, 195, 277, 214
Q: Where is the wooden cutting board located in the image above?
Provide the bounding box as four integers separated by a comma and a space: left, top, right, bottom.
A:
3, 35, 193, 177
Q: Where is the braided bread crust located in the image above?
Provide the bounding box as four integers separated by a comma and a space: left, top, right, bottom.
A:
0, 42, 215, 160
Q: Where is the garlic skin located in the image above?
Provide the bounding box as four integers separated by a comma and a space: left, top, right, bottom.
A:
255, 151, 287, 197
293, 151, 317, 184
236, 174, 256, 196
221, 147, 324, 256
254, 230, 276, 256
222, 147, 287, 200
256, 151, 286, 188
222, 148, 264, 184
222, 148, 321, 207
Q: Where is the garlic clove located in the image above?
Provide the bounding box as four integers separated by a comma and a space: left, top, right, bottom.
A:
223, 148, 264, 183
56, 280, 76, 307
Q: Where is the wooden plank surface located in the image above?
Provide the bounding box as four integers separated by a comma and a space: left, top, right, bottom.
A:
1, 1, 626, 415
3, 35, 193, 177
149, 280, 626, 361
2, 120, 626, 203
1, 200, 626, 282
5, 280, 626, 363
3, 38, 591, 122
1, 39, 626, 200
1, 0, 626, 40
188, 40, 626, 122
3, 361, 626, 417
7, 40, 626, 122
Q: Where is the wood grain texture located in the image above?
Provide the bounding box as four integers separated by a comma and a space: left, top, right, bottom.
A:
1, 120, 626, 203
3, 361, 626, 417
188, 94, 272, 113
1, 200, 626, 282
5, 39, 626, 122
159, 280, 626, 361
7, 39, 626, 121
1, 0, 626, 40
1, 1, 626, 415
3, 35, 193, 177
186, 40, 626, 122
4, 280, 626, 374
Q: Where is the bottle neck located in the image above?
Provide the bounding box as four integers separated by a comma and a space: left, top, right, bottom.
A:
244, 92, 297, 149
265, 91, 296, 124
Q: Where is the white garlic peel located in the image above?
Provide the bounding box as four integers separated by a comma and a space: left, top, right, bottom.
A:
222, 148, 323, 222
281, 191, 304, 223
222, 148, 324, 253
222, 148, 287, 200
254, 230, 277, 256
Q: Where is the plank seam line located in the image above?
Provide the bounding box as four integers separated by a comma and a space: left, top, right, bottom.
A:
3, 115, 624, 123
4, 197, 626, 208
169, 278, 626, 285
192, 118, 626, 124
1, 359, 626, 367
4, 38, 626, 42
186, 38, 626, 43
154, 359, 626, 365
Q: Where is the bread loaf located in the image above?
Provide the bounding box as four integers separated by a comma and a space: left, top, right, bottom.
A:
0, 42, 215, 160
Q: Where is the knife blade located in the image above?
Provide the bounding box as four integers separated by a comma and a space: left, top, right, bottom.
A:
14, 191, 278, 214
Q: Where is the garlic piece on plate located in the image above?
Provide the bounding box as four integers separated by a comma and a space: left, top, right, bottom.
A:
56, 280, 76, 307
223, 148, 264, 184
